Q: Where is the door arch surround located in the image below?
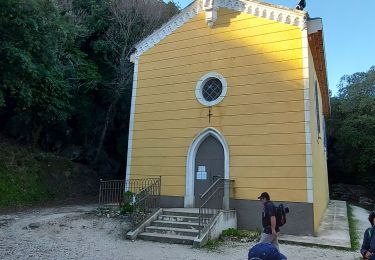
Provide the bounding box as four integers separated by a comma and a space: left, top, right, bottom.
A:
184, 127, 230, 207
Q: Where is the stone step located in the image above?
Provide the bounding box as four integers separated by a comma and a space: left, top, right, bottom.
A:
162, 210, 214, 218
138, 232, 195, 245
152, 220, 200, 229
162, 210, 200, 217
145, 226, 199, 237
158, 215, 199, 223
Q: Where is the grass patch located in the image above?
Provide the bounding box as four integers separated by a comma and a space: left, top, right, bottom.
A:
221, 228, 260, 242
0, 150, 53, 207
202, 239, 223, 250
201, 229, 260, 251
347, 203, 360, 250
0, 136, 98, 209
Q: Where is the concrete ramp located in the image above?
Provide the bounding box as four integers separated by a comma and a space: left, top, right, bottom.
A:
279, 200, 351, 249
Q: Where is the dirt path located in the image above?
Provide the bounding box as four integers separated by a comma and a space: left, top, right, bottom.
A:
0, 205, 361, 260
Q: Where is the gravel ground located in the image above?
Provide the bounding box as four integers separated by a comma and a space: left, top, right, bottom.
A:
0, 205, 362, 260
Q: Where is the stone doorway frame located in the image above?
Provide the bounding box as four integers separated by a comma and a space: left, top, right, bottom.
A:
184, 127, 230, 207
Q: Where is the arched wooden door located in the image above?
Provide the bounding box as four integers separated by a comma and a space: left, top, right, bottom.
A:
194, 135, 224, 207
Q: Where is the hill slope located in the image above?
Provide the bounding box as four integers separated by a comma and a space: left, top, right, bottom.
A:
0, 135, 99, 208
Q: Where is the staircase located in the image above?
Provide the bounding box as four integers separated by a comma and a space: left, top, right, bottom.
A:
138, 208, 212, 245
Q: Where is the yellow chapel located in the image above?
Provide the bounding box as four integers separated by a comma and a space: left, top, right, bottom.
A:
126, 0, 330, 235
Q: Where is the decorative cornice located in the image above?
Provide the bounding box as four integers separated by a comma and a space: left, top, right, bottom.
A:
133, 0, 307, 59
217, 0, 307, 29
132, 0, 202, 60
203, 0, 219, 28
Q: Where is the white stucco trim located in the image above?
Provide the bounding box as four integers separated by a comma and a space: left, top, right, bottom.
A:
132, 0, 307, 59
184, 127, 230, 207
133, 0, 202, 59
125, 57, 139, 190
203, 0, 219, 28
195, 72, 228, 107
302, 28, 314, 204
307, 18, 322, 34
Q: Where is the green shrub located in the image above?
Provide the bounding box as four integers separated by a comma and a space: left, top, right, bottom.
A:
222, 228, 242, 237
120, 203, 134, 214
120, 191, 134, 214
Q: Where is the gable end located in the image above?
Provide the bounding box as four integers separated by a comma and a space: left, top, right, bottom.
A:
132, 0, 307, 60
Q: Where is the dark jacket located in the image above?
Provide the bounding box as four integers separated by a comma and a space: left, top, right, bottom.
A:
262, 201, 279, 234
361, 226, 375, 258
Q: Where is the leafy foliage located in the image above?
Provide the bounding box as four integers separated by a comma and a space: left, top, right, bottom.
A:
327, 66, 375, 185
120, 191, 134, 214
0, 0, 178, 179
0, 0, 372, 194
0, 0, 100, 143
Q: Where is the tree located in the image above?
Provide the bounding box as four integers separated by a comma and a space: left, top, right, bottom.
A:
91, 0, 178, 163
0, 0, 178, 178
327, 66, 375, 185
0, 0, 100, 144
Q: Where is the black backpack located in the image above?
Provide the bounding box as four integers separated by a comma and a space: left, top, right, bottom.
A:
275, 204, 289, 227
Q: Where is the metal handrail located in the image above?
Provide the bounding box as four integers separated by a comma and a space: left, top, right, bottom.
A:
200, 187, 221, 208
98, 177, 161, 226
98, 179, 126, 206
130, 177, 161, 226
200, 178, 222, 198
198, 178, 234, 237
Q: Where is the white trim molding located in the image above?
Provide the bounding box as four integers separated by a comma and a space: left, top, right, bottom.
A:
302, 28, 314, 204
203, 0, 219, 28
125, 57, 139, 189
195, 72, 227, 107
133, 0, 307, 59
184, 127, 230, 207
133, 0, 202, 60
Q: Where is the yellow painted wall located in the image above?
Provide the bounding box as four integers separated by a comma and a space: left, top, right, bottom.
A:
308, 51, 330, 232
131, 9, 308, 202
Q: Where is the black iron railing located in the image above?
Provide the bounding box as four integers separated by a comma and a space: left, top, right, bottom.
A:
129, 178, 161, 225
198, 178, 234, 237
98, 177, 161, 225
98, 179, 125, 206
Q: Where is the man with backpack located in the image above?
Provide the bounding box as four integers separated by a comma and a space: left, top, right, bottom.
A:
361, 211, 375, 259
258, 192, 280, 250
